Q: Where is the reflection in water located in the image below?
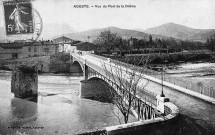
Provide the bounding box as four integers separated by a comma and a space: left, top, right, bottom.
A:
10, 98, 37, 121
10, 98, 38, 134
76, 99, 134, 134
0, 98, 38, 134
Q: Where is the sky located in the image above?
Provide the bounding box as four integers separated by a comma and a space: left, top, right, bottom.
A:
0, 0, 215, 32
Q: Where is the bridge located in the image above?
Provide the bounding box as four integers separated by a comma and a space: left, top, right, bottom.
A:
69, 53, 179, 134
70, 53, 215, 134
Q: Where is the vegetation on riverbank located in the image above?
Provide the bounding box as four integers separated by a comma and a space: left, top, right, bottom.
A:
103, 53, 214, 67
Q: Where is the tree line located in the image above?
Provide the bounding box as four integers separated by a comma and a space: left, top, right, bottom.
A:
93, 30, 212, 54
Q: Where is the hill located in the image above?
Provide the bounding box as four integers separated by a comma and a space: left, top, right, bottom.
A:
63, 26, 166, 42
144, 23, 215, 42
2, 23, 215, 43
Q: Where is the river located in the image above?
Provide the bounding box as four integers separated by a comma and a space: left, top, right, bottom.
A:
0, 71, 136, 135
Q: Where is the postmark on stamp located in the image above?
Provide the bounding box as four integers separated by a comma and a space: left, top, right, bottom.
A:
3, 1, 34, 35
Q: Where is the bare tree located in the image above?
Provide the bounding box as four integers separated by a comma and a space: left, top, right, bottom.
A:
93, 30, 121, 53
102, 55, 151, 123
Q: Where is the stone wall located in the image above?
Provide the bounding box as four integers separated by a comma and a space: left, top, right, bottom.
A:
48, 53, 71, 73
11, 65, 38, 98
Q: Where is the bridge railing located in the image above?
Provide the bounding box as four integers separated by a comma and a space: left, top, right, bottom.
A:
87, 61, 158, 116
104, 101, 179, 135
86, 67, 179, 134
88, 53, 108, 61
87, 54, 215, 99
77, 79, 179, 135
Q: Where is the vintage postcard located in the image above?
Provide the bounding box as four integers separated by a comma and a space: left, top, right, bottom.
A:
0, 0, 215, 135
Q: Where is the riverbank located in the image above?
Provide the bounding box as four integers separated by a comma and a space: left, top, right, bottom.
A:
164, 62, 215, 88
106, 52, 215, 65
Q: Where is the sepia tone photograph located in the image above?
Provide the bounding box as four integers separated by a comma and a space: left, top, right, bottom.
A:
0, 0, 215, 134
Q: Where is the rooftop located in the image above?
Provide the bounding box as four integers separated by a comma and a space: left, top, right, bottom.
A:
72, 42, 96, 46
52, 36, 73, 43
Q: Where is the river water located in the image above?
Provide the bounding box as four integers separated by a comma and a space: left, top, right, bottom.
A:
0, 71, 136, 135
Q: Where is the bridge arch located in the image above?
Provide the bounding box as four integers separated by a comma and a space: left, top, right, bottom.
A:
81, 76, 114, 103
70, 60, 84, 74
88, 76, 105, 81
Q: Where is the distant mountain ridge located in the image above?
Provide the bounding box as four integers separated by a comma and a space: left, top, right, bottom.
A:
1, 23, 215, 42
61, 26, 166, 42
144, 22, 215, 42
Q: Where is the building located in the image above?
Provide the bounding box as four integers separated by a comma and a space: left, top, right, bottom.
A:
52, 36, 75, 53
58, 42, 73, 53
0, 41, 59, 60
0, 36, 98, 60
71, 42, 98, 54
52, 36, 98, 54
22, 42, 59, 57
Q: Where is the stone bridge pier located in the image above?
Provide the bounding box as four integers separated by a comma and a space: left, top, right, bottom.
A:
11, 65, 38, 98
